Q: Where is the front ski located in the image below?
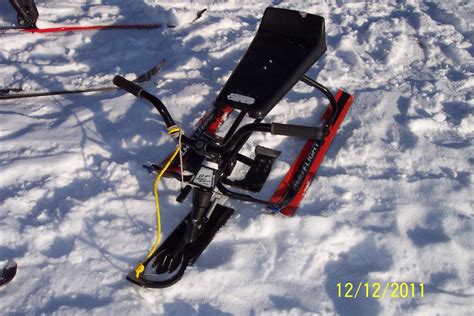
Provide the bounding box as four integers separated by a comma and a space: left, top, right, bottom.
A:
127, 205, 234, 288
0, 260, 17, 286
0, 59, 165, 100
270, 90, 354, 216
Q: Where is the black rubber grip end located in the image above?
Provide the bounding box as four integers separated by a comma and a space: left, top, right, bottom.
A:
113, 75, 143, 97
176, 185, 192, 203
271, 123, 323, 140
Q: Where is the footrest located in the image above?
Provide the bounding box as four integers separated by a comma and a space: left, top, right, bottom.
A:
232, 145, 281, 192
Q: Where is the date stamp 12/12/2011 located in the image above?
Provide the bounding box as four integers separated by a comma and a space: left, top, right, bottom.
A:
337, 282, 424, 299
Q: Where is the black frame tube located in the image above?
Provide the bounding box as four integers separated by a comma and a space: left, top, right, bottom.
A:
113, 75, 176, 129
205, 123, 271, 154
300, 75, 338, 127
222, 110, 246, 144
141, 91, 176, 129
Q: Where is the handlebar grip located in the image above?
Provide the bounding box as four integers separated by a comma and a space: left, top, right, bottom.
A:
113, 75, 177, 129
113, 75, 143, 97
271, 123, 323, 140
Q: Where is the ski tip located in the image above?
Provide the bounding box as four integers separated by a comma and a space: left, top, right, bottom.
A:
133, 59, 166, 84
196, 9, 208, 20
0, 260, 17, 287
126, 269, 186, 289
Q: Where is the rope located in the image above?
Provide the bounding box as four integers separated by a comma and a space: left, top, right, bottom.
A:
134, 126, 183, 279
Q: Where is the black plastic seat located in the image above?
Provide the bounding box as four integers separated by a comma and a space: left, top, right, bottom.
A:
214, 7, 327, 119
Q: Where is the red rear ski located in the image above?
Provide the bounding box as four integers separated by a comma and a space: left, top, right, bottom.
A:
270, 90, 354, 217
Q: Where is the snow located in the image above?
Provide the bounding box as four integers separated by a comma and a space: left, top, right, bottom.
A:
0, 0, 473, 315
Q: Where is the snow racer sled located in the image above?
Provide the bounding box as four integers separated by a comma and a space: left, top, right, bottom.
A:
113, 7, 353, 288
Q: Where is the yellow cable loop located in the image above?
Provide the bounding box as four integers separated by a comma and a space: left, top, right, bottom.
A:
167, 125, 182, 137
134, 127, 183, 280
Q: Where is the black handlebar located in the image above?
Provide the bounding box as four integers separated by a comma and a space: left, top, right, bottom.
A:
271, 123, 323, 140
204, 123, 323, 155
113, 76, 324, 156
113, 75, 176, 129
113, 75, 144, 97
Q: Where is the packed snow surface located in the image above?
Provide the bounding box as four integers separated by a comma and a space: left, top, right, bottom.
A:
0, 1, 473, 315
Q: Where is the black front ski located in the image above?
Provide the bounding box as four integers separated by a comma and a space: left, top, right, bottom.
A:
0, 59, 165, 100
127, 205, 234, 288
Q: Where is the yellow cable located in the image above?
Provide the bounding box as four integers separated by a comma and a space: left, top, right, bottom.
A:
134, 128, 183, 279
167, 126, 182, 136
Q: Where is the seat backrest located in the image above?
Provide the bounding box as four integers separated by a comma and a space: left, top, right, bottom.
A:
214, 7, 326, 119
